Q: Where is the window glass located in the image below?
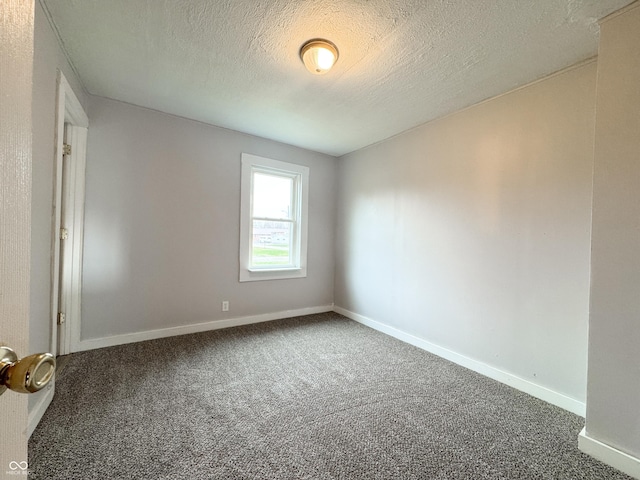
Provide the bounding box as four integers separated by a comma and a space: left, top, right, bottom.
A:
253, 173, 293, 219
251, 220, 293, 267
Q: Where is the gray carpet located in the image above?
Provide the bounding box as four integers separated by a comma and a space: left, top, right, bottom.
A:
29, 312, 630, 479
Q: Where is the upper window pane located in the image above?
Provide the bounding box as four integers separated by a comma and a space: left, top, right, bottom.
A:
253, 172, 293, 219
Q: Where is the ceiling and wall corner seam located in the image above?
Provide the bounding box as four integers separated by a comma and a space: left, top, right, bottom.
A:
37, 0, 89, 98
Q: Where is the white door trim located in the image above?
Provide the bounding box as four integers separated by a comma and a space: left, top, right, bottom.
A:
51, 71, 88, 356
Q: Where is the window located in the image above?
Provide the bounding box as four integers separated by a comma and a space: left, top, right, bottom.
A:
240, 153, 309, 282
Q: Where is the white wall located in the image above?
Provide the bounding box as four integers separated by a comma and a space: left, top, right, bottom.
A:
30, 1, 87, 409
81, 96, 336, 341
335, 61, 597, 407
583, 2, 640, 470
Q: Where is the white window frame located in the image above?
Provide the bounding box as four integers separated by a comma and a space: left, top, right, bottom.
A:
240, 153, 309, 282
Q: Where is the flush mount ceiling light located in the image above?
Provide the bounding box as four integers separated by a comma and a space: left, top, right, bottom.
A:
300, 39, 339, 75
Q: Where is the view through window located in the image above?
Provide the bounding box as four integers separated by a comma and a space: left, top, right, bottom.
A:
251, 171, 296, 268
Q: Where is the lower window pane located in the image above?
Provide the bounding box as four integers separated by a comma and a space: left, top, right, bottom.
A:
252, 220, 293, 267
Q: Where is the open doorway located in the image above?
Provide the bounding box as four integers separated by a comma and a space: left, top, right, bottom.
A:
51, 72, 88, 357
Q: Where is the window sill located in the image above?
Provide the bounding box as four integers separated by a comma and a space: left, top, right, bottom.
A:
247, 267, 300, 273
240, 267, 307, 282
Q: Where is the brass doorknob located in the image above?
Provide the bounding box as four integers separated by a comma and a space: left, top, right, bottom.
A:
0, 346, 56, 396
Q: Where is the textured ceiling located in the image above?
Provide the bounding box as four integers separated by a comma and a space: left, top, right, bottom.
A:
42, 0, 633, 156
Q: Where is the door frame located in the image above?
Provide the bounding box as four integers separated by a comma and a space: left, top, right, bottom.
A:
51, 71, 88, 357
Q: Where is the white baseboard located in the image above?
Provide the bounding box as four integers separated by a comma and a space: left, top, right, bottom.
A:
28, 382, 55, 438
334, 306, 586, 417
579, 427, 640, 479
75, 305, 334, 352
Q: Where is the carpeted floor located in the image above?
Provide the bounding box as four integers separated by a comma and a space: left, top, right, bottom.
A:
29, 312, 630, 479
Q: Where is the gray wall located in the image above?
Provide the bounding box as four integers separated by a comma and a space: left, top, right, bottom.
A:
586, 3, 640, 459
81, 96, 337, 340
30, 2, 86, 409
335, 61, 597, 404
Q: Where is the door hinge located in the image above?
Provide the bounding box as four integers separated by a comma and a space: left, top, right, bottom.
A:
60, 228, 69, 240
57, 312, 66, 325
63, 143, 71, 156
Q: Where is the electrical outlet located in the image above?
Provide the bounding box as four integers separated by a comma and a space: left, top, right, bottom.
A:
222, 301, 229, 312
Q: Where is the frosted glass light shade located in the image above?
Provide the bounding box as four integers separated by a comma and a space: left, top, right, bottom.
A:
300, 39, 338, 75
